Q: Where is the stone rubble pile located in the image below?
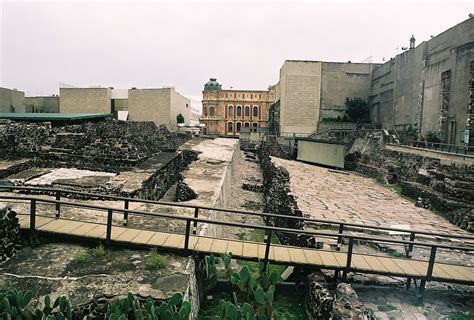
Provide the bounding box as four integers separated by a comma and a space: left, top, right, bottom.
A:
0, 206, 22, 263
306, 272, 374, 320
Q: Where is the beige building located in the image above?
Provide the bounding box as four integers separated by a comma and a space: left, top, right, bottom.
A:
59, 86, 190, 130
128, 87, 191, 130
275, 61, 378, 136
370, 17, 474, 145
200, 78, 275, 136
0, 87, 25, 113
25, 96, 60, 113
59, 87, 112, 114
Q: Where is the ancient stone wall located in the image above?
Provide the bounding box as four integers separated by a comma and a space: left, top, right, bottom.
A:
0, 121, 189, 167
306, 272, 374, 320
0, 206, 22, 263
258, 142, 310, 246
137, 150, 199, 201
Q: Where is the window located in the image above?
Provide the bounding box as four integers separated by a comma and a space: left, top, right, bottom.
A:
237, 122, 242, 132
228, 105, 233, 117
253, 123, 258, 128
227, 122, 233, 132
236, 106, 242, 117
245, 106, 250, 117
251, 94, 253, 99
253, 106, 258, 117
209, 106, 215, 117
244, 122, 250, 128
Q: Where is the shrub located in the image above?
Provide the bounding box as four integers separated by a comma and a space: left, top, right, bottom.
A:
146, 249, 167, 270
176, 113, 185, 124
345, 97, 369, 122
73, 249, 91, 263
93, 244, 107, 257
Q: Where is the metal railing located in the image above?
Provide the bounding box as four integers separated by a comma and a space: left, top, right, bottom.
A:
2, 186, 474, 245
0, 195, 474, 290
400, 140, 474, 156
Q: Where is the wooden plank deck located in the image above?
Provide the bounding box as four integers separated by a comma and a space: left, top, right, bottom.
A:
18, 215, 474, 285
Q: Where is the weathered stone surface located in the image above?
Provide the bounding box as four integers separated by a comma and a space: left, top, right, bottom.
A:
0, 206, 21, 263
0, 242, 200, 319
258, 141, 311, 246
346, 133, 474, 231
174, 177, 198, 202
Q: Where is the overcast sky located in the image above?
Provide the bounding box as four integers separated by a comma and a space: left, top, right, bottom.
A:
1, 0, 472, 109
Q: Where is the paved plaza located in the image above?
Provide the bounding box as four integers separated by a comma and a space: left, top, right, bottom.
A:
272, 157, 470, 236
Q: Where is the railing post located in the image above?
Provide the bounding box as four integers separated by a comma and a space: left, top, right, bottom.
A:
456, 145, 459, 154
263, 229, 273, 271
406, 232, 415, 258
426, 246, 437, 281
123, 200, 129, 226
448, 144, 451, 153
336, 224, 344, 251
55, 192, 60, 218
184, 219, 191, 251
342, 237, 354, 281
106, 209, 113, 248
193, 208, 199, 235
30, 199, 36, 233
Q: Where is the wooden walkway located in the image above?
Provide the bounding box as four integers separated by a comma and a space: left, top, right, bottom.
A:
17, 214, 474, 285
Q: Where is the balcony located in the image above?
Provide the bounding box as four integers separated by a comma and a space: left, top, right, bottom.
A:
200, 116, 219, 120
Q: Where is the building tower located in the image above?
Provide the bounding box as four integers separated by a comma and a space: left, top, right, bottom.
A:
410, 35, 416, 49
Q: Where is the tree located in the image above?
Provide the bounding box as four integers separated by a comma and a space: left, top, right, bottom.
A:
176, 113, 185, 124
345, 97, 369, 123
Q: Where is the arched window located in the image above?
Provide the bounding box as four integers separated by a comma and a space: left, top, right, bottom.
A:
203, 108, 207, 116
245, 106, 250, 117
236, 106, 242, 117
253, 106, 258, 117
228, 105, 233, 117
252, 122, 258, 128
236, 122, 242, 132
209, 106, 215, 117
244, 122, 250, 128
227, 122, 233, 133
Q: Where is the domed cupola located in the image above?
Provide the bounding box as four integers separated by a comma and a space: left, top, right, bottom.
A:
204, 78, 222, 91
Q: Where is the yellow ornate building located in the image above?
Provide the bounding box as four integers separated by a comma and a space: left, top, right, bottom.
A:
200, 78, 275, 136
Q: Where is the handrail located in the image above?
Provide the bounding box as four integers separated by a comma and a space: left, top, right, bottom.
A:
2, 194, 474, 252
2, 185, 474, 242
5, 193, 474, 288
398, 140, 474, 156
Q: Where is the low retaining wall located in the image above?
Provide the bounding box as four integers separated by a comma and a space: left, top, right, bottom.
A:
386, 144, 474, 166
205, 141, 239, 238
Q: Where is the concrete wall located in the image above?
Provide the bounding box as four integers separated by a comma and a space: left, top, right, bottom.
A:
0, 87, 25, 113
59, 88, 111, 114
128, 88, 171, 129
320, 62, 374, 119
297, 139, 346, 168
370, 17, 474, 144
170, 89, 191, 128
279, 61, 322, 136
278, 61, 375, 137
25, 96, 60, 113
